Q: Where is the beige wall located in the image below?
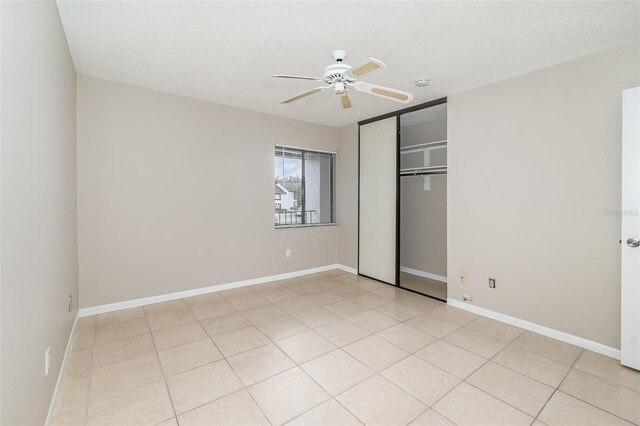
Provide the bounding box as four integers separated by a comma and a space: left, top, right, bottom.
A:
448, 41, 640, 349
1, 2, 79, 424
337, 124, 359, 269
337, 42, 639, 349
400, 118, 447, 276
77, 76, 339, 308
401, 117, 447, 148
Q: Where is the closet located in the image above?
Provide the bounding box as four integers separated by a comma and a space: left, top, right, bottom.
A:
399, 104, 447, 300
358, 98, 447, 301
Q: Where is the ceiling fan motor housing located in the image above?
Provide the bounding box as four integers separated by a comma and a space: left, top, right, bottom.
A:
323, 63, 352, 80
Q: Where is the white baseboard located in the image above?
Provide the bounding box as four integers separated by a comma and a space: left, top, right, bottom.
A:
45, 313, 79, 426
400, 266, 447, 283
447, 298, 620, 360
79, 264, 356, 317
337, 264, 358, 275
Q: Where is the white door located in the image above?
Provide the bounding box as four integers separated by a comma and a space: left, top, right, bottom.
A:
359, 117, 397, 285
622, 87, 640, 370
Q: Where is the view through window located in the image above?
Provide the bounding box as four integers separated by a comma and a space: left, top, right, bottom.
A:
274, 146, 335, 227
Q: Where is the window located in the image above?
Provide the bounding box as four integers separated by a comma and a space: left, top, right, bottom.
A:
274, 145, 336, 228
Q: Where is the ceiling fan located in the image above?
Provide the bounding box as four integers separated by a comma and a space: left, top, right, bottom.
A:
272, 50, 414, 109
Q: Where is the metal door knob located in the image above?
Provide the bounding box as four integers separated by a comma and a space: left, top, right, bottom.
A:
627, 238, 640, 248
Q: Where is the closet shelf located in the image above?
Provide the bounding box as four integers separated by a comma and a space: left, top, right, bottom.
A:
400, 140, 447, 151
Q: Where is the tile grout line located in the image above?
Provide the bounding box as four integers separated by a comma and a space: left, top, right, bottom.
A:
171, 274, 396, 418
448, 323, 633, 424
84, 305, 200, 423
242, 386, 274, 425
58, 319, 97, 424
404, 397, 457, 426
79, 316, 158, 408
70, 282, 433, 422
82, 309, 178, 420
48, 322, 90, 422
508, 337, 584, 368
52, 275, 379, 423
539, 388, 636, 426
82, 330, 374, 426
570, 360, 640, 395
171, 285, 327, 423
84, 323, 99, 423
150, 294, 272, 423
421, 320, 539, 424
225, 286, 416, 424
461, 329, 550, 421
280, 298, 450, 424
531, 346, 584, 423
57, 273, 638, 426
434, 323, 593, 392
207, 296, 278, 426
146, 309, 181, 424
281, 396, 359, 426
332, 372, 427, 425
167, 364, 295, 423
291, 352, 377, 425
422, 331, 499, 424
543, 364, 639, 425
65, 296, 477, 417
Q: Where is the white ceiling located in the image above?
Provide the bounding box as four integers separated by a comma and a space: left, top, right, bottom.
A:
57, 1, 639, 128
401, 103, 447, 128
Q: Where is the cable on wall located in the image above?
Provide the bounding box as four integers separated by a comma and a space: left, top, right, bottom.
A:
456, 278, 473, 302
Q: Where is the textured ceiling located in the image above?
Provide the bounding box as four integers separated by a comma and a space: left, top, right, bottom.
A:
56, 1, 640, 127
401, 103, 447, 128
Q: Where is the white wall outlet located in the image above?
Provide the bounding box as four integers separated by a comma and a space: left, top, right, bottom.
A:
45, 347, 51, 376
68, 295, 73, 312
285, 249, 291, 258
459, 271, 467, 284
489, 278, 496, 289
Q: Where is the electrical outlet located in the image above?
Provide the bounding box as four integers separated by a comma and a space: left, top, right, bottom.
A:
45, 347, 51, 376
68, 295, 73, 312
489, 278, 496, 289
285, 249, 291, 258
459, 271, 467, 284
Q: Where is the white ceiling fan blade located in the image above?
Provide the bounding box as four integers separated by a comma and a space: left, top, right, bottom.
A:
272, 74, 324, 81
354, 82, 413, 103
347, 57, 386, 77
341, 95, 352, 109
279, 87, 328, 104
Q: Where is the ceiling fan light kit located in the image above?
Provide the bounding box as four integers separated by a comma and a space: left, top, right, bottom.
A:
272, 50, 414, 109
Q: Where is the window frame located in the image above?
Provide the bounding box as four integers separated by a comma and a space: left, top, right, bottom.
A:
274, 144, 337, 229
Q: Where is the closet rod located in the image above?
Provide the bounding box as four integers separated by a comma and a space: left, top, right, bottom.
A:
400, 165, 447, 177
400, 171, 447, 177
400, 165, 447, 173
400, 140, 447, 151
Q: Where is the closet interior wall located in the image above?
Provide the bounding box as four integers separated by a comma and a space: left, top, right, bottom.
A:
399, 105, 448, 300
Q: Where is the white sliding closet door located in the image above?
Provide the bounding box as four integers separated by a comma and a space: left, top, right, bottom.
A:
359, 117, 397, 284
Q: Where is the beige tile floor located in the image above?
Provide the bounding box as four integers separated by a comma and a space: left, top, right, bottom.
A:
53, 269, 640, 426
399, 272, 447, 301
